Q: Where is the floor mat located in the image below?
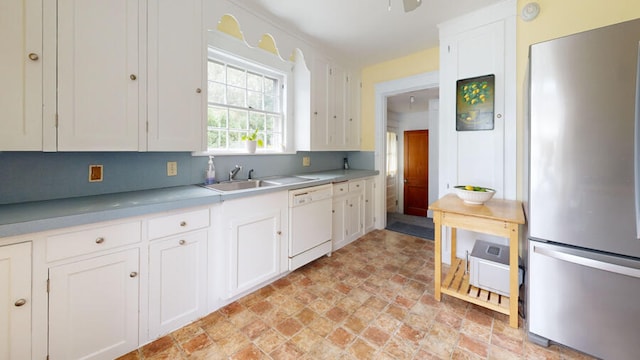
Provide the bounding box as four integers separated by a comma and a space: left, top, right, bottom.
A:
386, 221, 434, 240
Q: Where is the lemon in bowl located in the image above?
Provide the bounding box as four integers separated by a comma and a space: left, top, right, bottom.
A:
453, 185, 496, 205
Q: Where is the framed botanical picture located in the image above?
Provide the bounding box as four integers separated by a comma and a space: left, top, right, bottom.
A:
456, 74, 495, 131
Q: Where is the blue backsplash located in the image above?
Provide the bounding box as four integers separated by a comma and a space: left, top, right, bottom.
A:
0, 151, 374, 205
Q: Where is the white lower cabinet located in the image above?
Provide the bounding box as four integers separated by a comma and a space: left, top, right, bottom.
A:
48, 248, 139, 360
332, 180, 365, 250
0, 242, 32, 360
364, 177, 376, 232
148, 230, 207, 339
217, 192, 288, 300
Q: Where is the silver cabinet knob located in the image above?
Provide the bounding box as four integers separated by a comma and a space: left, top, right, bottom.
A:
95, 237, 105, 244
196, 88, 202, 93
28, 53, 39, 61
14, 298, 27, 307
129, 272, 138, 278
180, 221, 187, 227
277, 231, 282, 235
130, 74, 137, 80
497, 114, 502, 118
179, 239, 186, 245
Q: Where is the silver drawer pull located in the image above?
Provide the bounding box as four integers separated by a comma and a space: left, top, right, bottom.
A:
179, 239, 186, 245
129, 272, 138, 278
180, 221, 187, 227
95, 237, 105, 244
14, 298, 27, 307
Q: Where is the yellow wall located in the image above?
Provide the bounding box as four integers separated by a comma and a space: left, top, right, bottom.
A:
360, 47, 439, 150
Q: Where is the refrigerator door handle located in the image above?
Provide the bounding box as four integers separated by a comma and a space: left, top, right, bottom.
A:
534, 245, 640, 279
635, 44, 640, 240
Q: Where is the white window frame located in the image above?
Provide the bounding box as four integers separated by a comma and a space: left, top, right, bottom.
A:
198, 31, 295, 155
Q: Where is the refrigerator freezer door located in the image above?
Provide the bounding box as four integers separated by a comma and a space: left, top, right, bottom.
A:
528, 241, 640, 360
529, 18, 640, 258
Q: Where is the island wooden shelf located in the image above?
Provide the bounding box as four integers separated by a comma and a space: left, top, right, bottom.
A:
429, 194, 525, 328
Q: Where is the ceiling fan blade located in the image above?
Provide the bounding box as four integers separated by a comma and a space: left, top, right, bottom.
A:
402, 0, 422, 12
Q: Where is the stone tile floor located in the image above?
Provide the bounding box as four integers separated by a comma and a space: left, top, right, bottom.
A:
118, 229, 595, 360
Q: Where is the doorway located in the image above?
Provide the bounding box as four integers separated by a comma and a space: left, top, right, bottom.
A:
404, 130, 428, 216
374, 71, 440, 230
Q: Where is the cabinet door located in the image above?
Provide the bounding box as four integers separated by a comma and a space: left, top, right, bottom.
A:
346, 193, 364, 241
311, 56, 330, 149
49, 249, 139, 360
57, 0, 142, 151
364, 178, 375, 232
0, 0, 42, 150
0, 242, 31, 360
331, 197, 347, 250
147, 0, 203, 151
229, 210, 282, 297
329, 65, 346, 149
149, 230, 207, 338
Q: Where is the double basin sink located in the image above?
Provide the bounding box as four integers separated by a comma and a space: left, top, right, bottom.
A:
202, 175, 316, 192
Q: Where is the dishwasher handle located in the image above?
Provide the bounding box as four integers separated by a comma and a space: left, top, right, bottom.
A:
533, 245, 640, 279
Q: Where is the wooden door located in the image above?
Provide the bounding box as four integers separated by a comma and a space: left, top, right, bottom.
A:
404, 130, 429, 216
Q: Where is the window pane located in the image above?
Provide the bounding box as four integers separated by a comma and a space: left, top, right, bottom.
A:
249, 112, 265, 131
229, 109, 248, 130
266, 114, 278, 131
208, 61, 225, 82
227, 66, 245, 87
264, 76, 276, 94
208, 82, 225, 104
247, 91, 263, 110
227, 86, 245, 107
229, 131, 243, 149
208, 107, 227, 128
264, 95, 276, 112
247, 72, 262, 92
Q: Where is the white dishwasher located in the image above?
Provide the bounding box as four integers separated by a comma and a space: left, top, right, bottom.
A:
289, 184, 333, 271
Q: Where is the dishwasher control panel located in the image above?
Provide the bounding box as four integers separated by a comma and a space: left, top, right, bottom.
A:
289, 184, 333, 207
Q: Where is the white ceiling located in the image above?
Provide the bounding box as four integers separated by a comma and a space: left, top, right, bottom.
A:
238, 0, 504, 67
387, 87, 440, 114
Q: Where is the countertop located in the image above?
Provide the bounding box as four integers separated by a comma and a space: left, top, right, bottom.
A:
0, 169, 378, 238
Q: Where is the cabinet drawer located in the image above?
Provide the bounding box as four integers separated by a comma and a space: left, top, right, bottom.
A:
46, 221, 141, 262
147, 208, 209, 240
333, 182, 349, 196
348, 180, 364, 192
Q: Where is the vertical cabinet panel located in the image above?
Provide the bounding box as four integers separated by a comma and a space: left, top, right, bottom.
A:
0, 0, 42, 150
147, 0, 203, 151
0, 242, 32, 360
148, 230, 207, 338
49, 249, 139, 360
57, 0, 142, 151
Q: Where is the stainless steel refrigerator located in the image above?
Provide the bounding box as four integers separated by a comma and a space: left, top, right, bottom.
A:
527, 19, 640, 360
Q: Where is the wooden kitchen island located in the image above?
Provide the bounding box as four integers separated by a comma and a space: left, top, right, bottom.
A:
429, 194, 525, 328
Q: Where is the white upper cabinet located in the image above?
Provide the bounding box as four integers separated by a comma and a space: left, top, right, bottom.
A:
0, 0, 42, 150
3, 0, 204, 152
57, 0, 143, 151
147, 0, 204, 151
295, 53, 360, 151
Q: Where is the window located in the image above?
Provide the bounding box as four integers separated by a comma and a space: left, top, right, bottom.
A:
207, 50, 285, 152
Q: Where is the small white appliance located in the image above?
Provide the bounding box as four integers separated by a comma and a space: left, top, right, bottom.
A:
469, 240, 510, 296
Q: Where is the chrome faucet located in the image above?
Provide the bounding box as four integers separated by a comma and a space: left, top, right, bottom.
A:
229, 165, 242, 181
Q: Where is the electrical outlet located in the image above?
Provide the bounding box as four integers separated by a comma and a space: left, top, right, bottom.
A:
88, 165, 103, 182
167, 161, 178, 176
302, 156, 311, 167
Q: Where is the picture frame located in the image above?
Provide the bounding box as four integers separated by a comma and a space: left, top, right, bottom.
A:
456, 74, 495, 131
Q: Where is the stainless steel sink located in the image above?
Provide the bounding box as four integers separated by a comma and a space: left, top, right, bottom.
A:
202, 179, 274, 192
